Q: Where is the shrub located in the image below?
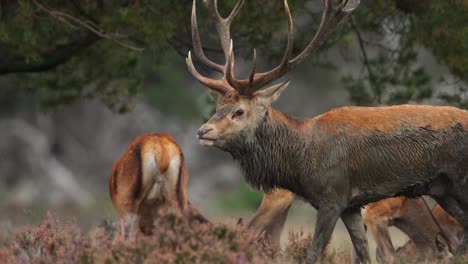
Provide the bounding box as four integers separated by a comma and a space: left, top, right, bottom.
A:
0, 209, 362, 264
0, 210, 277, 263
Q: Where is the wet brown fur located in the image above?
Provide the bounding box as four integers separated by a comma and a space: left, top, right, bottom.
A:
203, 100, 468, 262
225, 105, 468, 202
316, 105, 468, 133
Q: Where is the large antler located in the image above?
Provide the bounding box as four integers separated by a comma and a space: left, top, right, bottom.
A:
187, 0, 244, 95
187, 0, 360, 96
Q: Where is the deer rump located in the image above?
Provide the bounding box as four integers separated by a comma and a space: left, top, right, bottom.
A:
109, 133, 192, 234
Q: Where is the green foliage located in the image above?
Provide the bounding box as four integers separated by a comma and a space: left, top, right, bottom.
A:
439, 85, 468, 109
0, 0, 467, 114
143, 50, 200, 118
414, 0, 468, 82
0, 0, 188, 112
413, 0, 468, 107
0, 0, 304, 114
342, 0, 467, 107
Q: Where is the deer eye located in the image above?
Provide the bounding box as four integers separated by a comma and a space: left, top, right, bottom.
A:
233, 109, 244, 117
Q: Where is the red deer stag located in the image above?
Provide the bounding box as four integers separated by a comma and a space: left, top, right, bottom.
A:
109, 133, 206, 237
187, 0, 468, 262
363, 196, 463, 262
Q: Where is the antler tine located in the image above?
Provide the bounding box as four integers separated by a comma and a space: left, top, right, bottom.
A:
225, 40, 237, 88
289, 0, 360, 66
224, 39, 249, 94
203, 0, 244, 62
187, 0, 359, 97
202, 0, 248, 93
191, 0, 224, 73
226, 0, 245, 24
245, 0, 359, 92
248, 48, 257, 90
237, 0, 294, 91
279, 0, 294, 68
186, 51, 232, 94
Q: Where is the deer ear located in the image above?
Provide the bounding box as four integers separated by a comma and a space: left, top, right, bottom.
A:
207, 89, 225, 103
254, 80, 290, 107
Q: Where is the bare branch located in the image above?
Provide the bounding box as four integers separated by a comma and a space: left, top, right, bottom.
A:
350, 17, 375, 82
32, 0, 144, 52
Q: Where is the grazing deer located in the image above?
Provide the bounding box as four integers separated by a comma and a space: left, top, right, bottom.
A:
109, 133, 205, 237
187, 0, 468, 262
363, 196, 463, 263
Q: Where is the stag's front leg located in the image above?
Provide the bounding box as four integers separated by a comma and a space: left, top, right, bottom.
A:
307, 202, 344, 263
247, 189, 295, 246
341, 207, 371, 263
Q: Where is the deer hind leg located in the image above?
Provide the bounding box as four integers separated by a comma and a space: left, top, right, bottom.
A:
434, 195, 467, 255
246, 189, 295, 246
362, 199, 403, 263
341, 207, 370, 263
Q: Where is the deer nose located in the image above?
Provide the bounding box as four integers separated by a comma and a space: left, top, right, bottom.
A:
197, 128, 212, 138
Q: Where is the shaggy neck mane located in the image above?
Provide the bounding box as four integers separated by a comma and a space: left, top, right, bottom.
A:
222, 108, 313, 193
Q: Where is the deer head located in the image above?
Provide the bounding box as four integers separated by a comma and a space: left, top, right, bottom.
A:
187, 0, 359, 147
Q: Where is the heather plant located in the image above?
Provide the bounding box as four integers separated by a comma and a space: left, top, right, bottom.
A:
0, 209, 279, 264
8, 209, 464, 263
286, 229, 313, 262
3, 209, 458, 263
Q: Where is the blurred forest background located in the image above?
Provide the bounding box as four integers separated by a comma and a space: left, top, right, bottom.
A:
0, 0, 467, 251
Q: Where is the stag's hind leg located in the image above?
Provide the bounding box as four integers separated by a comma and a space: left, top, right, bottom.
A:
448, 194, 468, 255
